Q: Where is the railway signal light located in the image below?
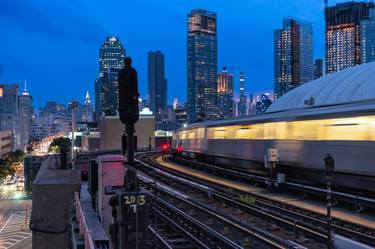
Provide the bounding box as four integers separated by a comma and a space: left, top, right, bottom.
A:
324, 153, 335, 249
115, 57, 151, 249
161, 143, 169, 152
118, 57, 139, 125
324, 153, 335, 182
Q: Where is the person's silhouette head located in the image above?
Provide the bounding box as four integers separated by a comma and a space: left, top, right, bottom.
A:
124, 57, 132, 67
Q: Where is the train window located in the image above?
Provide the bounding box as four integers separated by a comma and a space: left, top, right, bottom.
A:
177, 128, 205, 140
197, 128, 205, 139
187, 130, 196, 139
234, 126, 250, 139
203, 115, 375, 141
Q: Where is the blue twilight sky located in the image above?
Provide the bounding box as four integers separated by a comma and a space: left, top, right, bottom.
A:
0, 0, 345, 107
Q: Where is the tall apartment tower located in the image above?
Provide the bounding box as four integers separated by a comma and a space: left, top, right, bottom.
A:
148, 50, 167, 120
217, 67, 234, 118
95, 36, 125, 115
18, 81, 33, 150
237, 72, 248, 116
325, 1, 374, 74
187, 9, 218, 123
361, 8, 375, 64
274, 17, 314, 99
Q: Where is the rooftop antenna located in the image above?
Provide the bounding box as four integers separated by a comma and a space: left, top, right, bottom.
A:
324, 0, 328, 7
22, 80, 30, 96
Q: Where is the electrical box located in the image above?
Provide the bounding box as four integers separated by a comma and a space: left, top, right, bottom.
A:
97, 154, 126, 236
267, 148, 279, 162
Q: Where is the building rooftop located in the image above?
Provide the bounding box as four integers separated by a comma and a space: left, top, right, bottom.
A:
268, 62, 375, 112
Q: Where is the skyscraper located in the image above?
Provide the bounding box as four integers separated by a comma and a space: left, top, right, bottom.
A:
187, 9, 218, 123
361, 8, 375, 64
314, 59, 323, 79
0, 84, 20, 150
18, 81, 33, 150
325, 1, 374, 74
238, 72, 247, 116
217, 67, 234, 118
80, 90, 94, 122
95, 36, 125, 114
274, 17, 314, 99
148, 50, 167, 120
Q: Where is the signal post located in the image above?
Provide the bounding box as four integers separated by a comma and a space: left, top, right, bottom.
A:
109, 57, 151, 249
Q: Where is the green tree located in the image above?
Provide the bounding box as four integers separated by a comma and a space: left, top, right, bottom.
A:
9, 150, 26, 163
0, 158, 15, 180
49, 137, 71, 169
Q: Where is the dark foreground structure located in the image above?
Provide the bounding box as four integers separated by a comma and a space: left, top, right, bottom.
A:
31, 156, 80, 249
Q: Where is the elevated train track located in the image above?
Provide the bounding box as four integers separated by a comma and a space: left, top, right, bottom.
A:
136, 152, 375, 248
171, 154, 375, 210
139, 164, 306, 248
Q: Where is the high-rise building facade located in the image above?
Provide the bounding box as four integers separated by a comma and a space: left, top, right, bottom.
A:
238, 72, 247, 116
95, 36, 125, 115
148, 50, 167, 120
256, 94, 272, 114
314, 59, 323, 79
274, 17, 314, 99
18, 81, 33, 150
187, 9, 218, 123
325, 1, 374, 74
361, 9, 375, 64
217, 67, 234, 118
0, 84, 20, 150
0, 131, 12, 159
248, 93, 256, 115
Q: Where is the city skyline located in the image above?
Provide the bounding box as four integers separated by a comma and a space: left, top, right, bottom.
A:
0, 0, 348, 107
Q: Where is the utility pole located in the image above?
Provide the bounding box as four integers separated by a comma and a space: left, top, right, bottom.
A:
69, 101, 79, 168
324, 153, 335, 249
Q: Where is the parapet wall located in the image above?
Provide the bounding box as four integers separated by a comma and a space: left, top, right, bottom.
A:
31, 155, 81, 249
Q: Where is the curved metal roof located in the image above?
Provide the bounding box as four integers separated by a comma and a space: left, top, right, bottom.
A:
267, 62, 375, 112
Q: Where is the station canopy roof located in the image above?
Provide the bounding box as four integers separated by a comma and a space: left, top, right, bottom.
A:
267, 62, 375, 112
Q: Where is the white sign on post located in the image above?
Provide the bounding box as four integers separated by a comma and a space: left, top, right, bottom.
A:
267, 148, 279, 163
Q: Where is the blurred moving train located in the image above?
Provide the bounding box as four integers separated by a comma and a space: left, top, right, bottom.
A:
171, 100, 375, 193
